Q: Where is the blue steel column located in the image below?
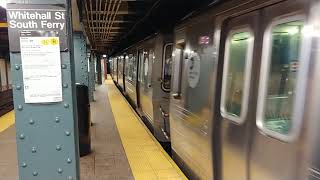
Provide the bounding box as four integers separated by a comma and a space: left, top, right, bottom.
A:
7, 1, 80, 180
93, 54, 98, 84
73, 32, 89, 86
88, 52, 95, 101
96, 54, 102, 85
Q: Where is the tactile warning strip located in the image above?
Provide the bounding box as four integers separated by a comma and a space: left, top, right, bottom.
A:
106, 79, 187, 180
0, 111, 15, 133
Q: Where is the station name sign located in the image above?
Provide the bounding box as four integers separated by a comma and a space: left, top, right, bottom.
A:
8, 11, 65, 30
7, 4, 68, 52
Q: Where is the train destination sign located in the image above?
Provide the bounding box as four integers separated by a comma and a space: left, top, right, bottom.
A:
6, 4, 67, 52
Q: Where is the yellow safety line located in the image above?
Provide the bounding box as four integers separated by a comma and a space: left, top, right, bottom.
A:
0, 111, 15, 132
106, 79, 187, 180
0, 22, 8, 28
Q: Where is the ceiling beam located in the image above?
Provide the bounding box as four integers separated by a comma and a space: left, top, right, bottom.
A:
83, 20, 134, 23
88, 10, 141, 15
90, 26, 125, 30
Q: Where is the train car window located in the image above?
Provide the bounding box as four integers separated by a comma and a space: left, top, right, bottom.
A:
221, 30, 254, 123
162, 43, 173, 91
258, 20, 304, 137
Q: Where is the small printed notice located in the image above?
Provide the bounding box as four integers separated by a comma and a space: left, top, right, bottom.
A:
20, 31, 63, 103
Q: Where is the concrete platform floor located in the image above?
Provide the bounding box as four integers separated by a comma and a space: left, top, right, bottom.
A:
0, 84, 134, 180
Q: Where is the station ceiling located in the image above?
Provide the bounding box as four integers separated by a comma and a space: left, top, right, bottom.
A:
80, 0, 157, 53
79, 0, 217, 55
0, 1, 217, 55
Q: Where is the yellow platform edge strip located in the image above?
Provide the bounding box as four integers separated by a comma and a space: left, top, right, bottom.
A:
105, 79, 187, 180
0, 22, 8, 28
0, 111, 15, 132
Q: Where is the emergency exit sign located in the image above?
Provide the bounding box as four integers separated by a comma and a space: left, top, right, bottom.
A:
6, 4, 68, 52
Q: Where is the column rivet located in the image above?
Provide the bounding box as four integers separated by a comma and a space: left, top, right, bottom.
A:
65, 131, 71, 136
31, 147, 37, 153
16, 85, 21, 90
67, 176, 73, 180
19, 134, 25, 140
56, 145, 62, 151
57, 168, 63, 174
55, 117, 60, 123
29, 119, 35, 125
21, 162, 27, 168
64, 103, 69, 108
66, 158, 72, 164
32, 171, 38, 176
63, 83, 68, 88
15, 64, 20, 70
18, 105, 23, 111
61, 64, 67, 69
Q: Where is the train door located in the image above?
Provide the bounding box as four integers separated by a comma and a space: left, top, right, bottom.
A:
218, 11, 260, 180
115, 57, 118, 84
249, 1, 308, 180
138, 48, 154, 123
137, 50, 143, 108
123, 55, 126, 92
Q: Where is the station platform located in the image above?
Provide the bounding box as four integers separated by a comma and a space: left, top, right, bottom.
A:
0, 79, 186, 180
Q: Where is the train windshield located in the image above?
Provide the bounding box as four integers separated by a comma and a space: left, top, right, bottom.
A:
264, 21, 304, 135
222, 31, 251, 120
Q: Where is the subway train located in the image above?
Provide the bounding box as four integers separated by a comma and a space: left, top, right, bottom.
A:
109, 0, 320, 179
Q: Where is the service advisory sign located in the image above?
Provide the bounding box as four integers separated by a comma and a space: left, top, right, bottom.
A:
20, 32, 63, 103
7, 4, 66, 103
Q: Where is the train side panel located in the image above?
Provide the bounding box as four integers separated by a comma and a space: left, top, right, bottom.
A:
170, 16, 215, 180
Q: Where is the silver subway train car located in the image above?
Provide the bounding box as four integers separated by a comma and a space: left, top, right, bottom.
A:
109, 0, 320, 179
111, 32, 173, 145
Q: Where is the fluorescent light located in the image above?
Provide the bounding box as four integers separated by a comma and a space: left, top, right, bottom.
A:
102, 54, 107, 58
287, 27, 299, 35
0, 0, 6, 9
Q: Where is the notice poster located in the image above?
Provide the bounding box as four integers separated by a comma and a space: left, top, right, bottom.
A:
20, 31, 63, 103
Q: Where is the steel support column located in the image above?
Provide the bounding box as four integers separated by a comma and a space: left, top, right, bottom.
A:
96, 54, 102, 85
7, 0, 80, 180
88, 51, 95, 102
73, 32, 89, 86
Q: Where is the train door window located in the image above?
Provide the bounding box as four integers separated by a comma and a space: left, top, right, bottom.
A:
138, 50, 144, 83
142, 51, 149, 85
147, 50, 154, 87
132, 55, 137, 81
162, 43, 173, 91
172, 40, 185, 97
221, 30, 254, 123
126, 55, 132, 81
257, 18, 305, 139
